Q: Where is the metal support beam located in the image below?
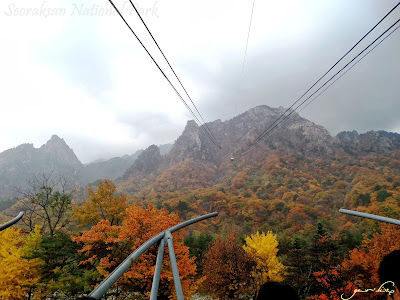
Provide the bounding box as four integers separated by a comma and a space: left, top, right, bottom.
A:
150, 238, 165, 300
0, 211, 24, 231
88, 212, 218, 300
339, 208, 400, 226
165, 230, 184, 300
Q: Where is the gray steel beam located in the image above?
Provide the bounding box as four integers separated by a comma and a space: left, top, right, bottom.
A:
150, 238, 165, 300
339, 208, 400, 225
165, 230, 184, 300
87, 212, 218, 300
0, 211, 24, 231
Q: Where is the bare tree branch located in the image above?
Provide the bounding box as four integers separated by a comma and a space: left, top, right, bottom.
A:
13, 171, 75, 236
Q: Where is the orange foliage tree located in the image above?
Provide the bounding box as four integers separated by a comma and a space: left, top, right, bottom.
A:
74, 204, 196, 299
311, 223, 400, 300
201, 231, 254, 299
340, 223, 400, 295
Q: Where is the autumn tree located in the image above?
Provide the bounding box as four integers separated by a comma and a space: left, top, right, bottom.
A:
0, 226, 42, 299
340, 223, 400, 296
15, 172, 74, 236
309, 223, 400, 300
74, 204, 197, 299
73, 179, 127, 226
201, 231, 254, 299
243, 231, 285, 293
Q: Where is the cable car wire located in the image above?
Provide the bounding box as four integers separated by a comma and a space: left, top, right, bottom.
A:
229, 0, 257, 162
107, 0, 222, 149
298, 23, 400, 114
254, 22, 400, 148
240, 16, 400, 155
127, 0, 221, 148
237, 0, 400, 155
243, 0, 400, 150
237, 1, 400, 154
234, 0, 256, 117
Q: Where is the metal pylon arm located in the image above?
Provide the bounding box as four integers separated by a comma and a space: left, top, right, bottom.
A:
339, 208, 400, 225
86, 212, 218, 300
0, 211, 24, 231
150, 238, 165, 300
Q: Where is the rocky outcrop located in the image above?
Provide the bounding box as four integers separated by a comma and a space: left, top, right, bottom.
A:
336, 130, 400, 154
40, 135, 82, 173
166, 120, 202, 165
125, 145, 163, 176
0, 135, 83, 200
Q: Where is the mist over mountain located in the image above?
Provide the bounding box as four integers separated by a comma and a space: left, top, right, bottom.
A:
80, 150, 144, 185
1, 105, 399, 201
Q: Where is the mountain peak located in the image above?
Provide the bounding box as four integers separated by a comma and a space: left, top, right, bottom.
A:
125, 145, 163, 175
39, 135, 82, 169
0, 135, 83, 199
43, 135, 67, 148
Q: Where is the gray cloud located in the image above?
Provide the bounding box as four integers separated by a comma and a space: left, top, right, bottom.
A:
174, 0, 400, 136
117, 110, 185, 143
2, 0, 399, 164
34, 17, 113, 99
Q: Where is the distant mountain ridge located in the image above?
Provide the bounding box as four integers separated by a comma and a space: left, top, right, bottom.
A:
0, 135, 172, 200
0, 105, 399, 200
0, 135, 82, 200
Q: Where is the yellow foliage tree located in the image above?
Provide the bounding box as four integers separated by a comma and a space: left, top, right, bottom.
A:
73, 179, 127, 226
0, 226, 43, 299
243, 231, 285, 291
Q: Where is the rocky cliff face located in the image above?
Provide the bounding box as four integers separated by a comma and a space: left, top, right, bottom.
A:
166, 120, 202, 165
0, 135, 83, 199
336, 130, 400, 154
40, 135, 83, 173
125, 145, 163, 176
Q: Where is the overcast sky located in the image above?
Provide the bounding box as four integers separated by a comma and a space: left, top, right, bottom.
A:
1, 0, 399, 163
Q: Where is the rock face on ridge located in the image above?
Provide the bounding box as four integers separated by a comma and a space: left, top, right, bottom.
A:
125, 145, 163, 176
40, 135, 82, 172
0, 135, 83, 200
166, 120, 201, 165
336, 130, 400, 154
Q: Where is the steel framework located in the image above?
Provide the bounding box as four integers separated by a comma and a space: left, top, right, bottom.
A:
86, 212, 218, 300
